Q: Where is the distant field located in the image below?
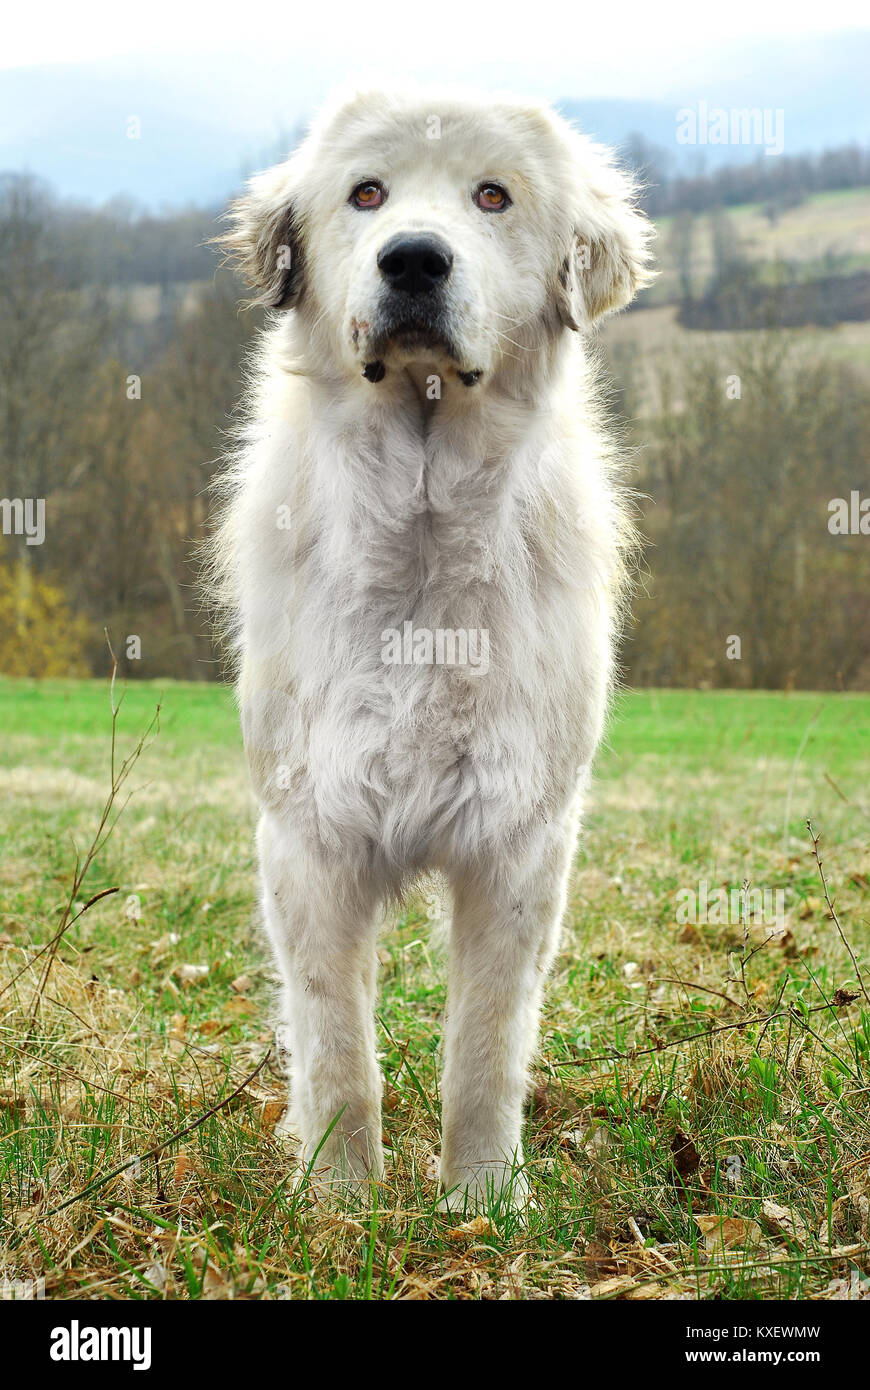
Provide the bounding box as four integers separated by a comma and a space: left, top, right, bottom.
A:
646, 186, 870, 305
608, 187, 870, 409
603, 297, 870, 357
602, 303, 870, 414
2, 679, 869, 1300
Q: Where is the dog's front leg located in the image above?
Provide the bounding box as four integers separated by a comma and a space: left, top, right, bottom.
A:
258, 814, 384, 1194
439, 822, 578, 1211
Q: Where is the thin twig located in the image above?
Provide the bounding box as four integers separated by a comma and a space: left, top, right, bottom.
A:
628, 1214, 679, 1273
555, 998, 854, 1067
0, 888, 119, 1002
658, 976, 741, 1009
824, 771, 870, 824
737, 879, 752, 1002
33, 1050, 271, 1224
0, 1034, 135, 1103
782, 703, 824, 854
25, 635, 160, 1033
807, 820, 870, 1007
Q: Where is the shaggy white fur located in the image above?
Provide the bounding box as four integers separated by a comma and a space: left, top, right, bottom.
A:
210, 88, 654, 1207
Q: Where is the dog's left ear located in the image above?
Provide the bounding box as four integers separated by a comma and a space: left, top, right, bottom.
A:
556, 136, 655, 330
214, 163, 304, 310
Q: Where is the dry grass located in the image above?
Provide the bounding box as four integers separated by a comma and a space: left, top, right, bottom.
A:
1, 680, 869, 1300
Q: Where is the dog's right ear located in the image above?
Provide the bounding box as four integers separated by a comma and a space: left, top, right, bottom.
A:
214, 164, 304, 310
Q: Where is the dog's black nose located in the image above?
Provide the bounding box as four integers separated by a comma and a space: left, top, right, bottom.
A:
377, 234, 453, 295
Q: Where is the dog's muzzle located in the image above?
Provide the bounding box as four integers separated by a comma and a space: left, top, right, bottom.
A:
362, 232, 481, 387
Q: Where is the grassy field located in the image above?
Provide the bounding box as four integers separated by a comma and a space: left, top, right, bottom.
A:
599, 186, 870, 411
644, 187, 870, 306
601, 302, 870, 428
1, 678, 869, 1301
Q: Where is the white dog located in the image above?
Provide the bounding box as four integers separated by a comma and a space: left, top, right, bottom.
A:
211, 88, 653, 1208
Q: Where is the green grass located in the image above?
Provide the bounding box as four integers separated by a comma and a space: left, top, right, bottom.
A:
1, 678, 869, 1300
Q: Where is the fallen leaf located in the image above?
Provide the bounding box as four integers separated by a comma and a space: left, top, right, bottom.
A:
761, 1199, 811, 1245
224, 996, 257, 1017
583, 1239, 617, 1279
588, 1275, 638, 1298
694, 1214, 763, 1250
626, 1281, 664, 1300
143, 1262, 168, 1293
639, 1092, 662, 1114
202, 1260, 232, 1300
447, 1215, 492, 1242
260, 1100, 286, 1131
560, 1128, 586, 1152
671, 1130, 702, 1184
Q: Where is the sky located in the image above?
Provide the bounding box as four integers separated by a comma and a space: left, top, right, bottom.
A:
4, 0, 867, 206
4, 0, 870, 100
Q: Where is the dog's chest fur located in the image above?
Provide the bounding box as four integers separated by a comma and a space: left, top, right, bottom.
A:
233, 361, 616, 879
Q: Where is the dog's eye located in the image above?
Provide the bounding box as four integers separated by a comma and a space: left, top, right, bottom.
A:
351, 181, 386, 210
475, 183, 510, 212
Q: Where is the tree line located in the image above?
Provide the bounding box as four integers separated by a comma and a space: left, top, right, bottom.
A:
0, 171, 868, 688
625, 139, 870, 219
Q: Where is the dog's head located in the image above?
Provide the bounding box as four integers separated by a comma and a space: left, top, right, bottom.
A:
218, 89, 654, 386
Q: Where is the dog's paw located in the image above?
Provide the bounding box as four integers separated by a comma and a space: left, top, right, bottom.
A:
291, 1162, 383, 1210
437, 1162, 532, 1217
285, 1134, 385, 1208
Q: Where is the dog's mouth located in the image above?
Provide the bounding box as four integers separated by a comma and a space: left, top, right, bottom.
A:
360, 302, 481, 387
370, 304, 458, 362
